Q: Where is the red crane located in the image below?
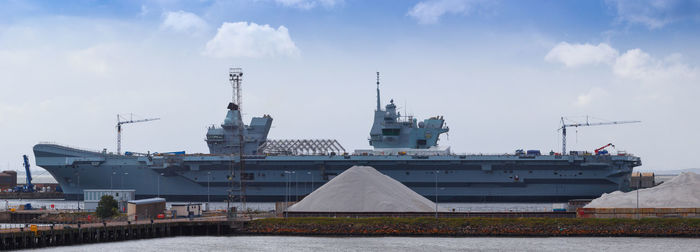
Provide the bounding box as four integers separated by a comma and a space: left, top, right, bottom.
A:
594, 143, 615, 155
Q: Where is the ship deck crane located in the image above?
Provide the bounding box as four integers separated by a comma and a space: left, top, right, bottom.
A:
595, 143, 615, 155
117, 114, 160, 155
559, 117, 640, 155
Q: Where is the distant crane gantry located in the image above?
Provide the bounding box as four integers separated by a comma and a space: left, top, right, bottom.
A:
559, 116, 640, 154
117, 114, 160, 155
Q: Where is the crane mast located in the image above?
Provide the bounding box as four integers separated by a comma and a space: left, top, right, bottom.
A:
22, 155, 34, 192
560, 116, 640, 155
117, 114, 160, 155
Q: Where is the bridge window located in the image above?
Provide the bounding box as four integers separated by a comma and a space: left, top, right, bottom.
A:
382, 128, 401, 136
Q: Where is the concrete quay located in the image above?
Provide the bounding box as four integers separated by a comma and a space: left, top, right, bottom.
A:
0, 217, 244, 250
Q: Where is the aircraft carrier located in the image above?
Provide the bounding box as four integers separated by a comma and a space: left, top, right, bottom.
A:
32, 69, 641, 202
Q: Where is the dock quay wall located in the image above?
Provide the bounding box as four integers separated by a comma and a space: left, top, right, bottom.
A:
242, 217, 700, 237
0, 192, 64, 199
284, 211, 576, 218
577, 208, 700, 219
0, 219, 242, 250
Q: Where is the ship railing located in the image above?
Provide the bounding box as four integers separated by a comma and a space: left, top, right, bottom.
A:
37, 141, 107, 154
453, 153, 516, 156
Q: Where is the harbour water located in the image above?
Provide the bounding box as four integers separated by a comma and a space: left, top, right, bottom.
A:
29, 236, 700, 252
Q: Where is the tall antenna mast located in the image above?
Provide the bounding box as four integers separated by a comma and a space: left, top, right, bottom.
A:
228, 67, 246, 210
229, 68, 243, 110
376, 71, 381, 111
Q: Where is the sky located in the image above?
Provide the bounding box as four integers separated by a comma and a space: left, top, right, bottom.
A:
1, 0, 699, 175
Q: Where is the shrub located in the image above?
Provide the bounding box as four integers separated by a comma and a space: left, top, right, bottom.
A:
96, 195, 119, 218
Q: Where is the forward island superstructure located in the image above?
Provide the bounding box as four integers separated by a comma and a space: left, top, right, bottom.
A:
33, 70, 641, 202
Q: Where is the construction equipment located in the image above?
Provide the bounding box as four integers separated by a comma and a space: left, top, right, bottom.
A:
559, 117, 640, 154
13, 155, 35, 192
117, 114, 160, 155
595, 143, 615, 155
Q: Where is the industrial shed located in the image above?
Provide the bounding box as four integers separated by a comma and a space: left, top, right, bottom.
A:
171, 203, 203, 218
127, 198, 165, 221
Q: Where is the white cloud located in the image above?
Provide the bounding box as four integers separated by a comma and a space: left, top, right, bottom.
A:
139, 5, 149, 16
203, 22, 300, 58
545, 42, 619, 67
66, 44, 122, 75
407, 0, 487, 24
546, 41, 698, 81
274, 0, 343, 10
605, 0, 700, 29
161, 10, 208, 35
613, 49, 697, 80
575, 87, 608, 107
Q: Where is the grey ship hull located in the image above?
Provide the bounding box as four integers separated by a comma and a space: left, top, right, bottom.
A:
34, 143, 641, 202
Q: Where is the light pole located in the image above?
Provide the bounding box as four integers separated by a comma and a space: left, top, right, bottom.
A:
295, 171, 298, 201
207, 171, 211, 205
284, 171, 294, 217
121, 172, 128, 189
636, 176, 640, 219
157, 173, 164, 197
111, 171, 116, 189
308, 171, 314, 193
284, 171, 289, 217
435, 170, 439, 219
77, 171, 81, 210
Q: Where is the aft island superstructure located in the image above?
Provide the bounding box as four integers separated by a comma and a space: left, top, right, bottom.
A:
33, 70, 641, 202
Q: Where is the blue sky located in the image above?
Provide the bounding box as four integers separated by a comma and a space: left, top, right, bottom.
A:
1, 0, 700, 173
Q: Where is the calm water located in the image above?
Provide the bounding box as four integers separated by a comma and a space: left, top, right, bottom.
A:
27, 236, 700, 252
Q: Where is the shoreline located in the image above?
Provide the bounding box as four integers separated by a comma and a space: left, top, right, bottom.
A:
1, 217, 698, 249
240, 217, 700, 237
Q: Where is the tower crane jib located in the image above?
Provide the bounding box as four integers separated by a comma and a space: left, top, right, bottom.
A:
116, 114, 160, 155
559, 117, 640, 155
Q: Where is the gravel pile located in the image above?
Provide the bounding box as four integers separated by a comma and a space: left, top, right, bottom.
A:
288, 166, 441, 212
586, 172, 700, 208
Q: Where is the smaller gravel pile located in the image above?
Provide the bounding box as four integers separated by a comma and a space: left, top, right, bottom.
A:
288, 166, 441, 212
586, 172, 700, 208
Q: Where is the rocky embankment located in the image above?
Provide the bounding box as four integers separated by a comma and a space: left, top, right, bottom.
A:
242, 217, 700, 237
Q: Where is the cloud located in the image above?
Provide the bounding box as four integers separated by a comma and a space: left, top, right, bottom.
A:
161, 10, 208, 35
546, 41, 697, 81
545, 42, 619, 67
605, 0, 700, 29
613, 49, 697, 80
274, 0, 343, 10
407, 0, 488, 24
575, 87, 609, 107
139, 5, 149, 16
66, 44, 122, 75
203, 22, 300, 58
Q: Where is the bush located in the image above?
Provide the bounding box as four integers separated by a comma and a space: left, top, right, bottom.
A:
96, 195, 119, 218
